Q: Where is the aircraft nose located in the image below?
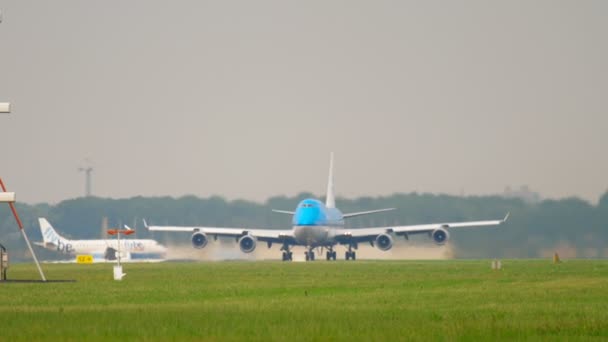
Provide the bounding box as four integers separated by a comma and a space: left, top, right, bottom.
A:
294, 207, 322, 226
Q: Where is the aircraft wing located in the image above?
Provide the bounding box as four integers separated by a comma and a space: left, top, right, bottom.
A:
335, 213, 509, 242
342, 208, 395, 219
147, 225, 295, 243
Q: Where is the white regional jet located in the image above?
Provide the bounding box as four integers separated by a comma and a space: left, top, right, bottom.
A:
36, 218, 167, 261
146, 154, 508, 261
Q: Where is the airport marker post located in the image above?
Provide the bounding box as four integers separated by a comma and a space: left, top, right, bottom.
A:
0, 178, 46, 281
107, 228, 134, 280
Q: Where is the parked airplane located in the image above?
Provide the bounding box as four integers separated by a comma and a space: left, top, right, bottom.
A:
146, 153, 508, 261
35, 218, 167, 262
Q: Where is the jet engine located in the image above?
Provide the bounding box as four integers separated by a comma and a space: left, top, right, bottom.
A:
431, 227, 450, 245
238, 235, 256, 253
191, 232, 209, 249
375, 234, 393, 251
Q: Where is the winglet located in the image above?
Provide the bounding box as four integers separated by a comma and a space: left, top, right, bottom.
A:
124, 225, 133, 231
503, 212, 510, 222
143, 219, 149, 229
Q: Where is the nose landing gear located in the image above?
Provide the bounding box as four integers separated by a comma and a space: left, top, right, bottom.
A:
326, 247, 337, 261
304, 248, 315, 261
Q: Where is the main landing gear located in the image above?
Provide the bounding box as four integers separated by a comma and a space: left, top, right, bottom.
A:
306, 247, 336, 261
282, 251, 293, 261
281, 244, 293, 261
281, 246, 349, 261
326, 248, 337, 261
345, 244, 356, 261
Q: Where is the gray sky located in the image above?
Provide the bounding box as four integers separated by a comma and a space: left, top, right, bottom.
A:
1, 1, 607, 204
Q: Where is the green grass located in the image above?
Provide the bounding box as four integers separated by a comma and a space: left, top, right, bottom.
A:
1, 260, 607, 341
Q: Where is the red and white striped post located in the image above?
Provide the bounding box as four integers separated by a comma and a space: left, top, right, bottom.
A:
0, 178, 46, 281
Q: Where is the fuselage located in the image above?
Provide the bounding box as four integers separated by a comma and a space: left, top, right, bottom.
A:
292, 199, 344, 247
48, 238, 167, 258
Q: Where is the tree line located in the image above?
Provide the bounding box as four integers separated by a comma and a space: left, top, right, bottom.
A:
1, 191, 607, 261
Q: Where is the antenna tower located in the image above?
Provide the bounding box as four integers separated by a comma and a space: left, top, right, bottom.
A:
78, 160, 93, 197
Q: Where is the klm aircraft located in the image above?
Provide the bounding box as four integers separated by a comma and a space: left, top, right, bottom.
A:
146, 154, 508, 261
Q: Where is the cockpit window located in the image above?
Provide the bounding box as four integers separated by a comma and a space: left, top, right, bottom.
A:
301, 203, 314, 208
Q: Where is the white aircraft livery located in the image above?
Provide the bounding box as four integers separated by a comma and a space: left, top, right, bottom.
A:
147, 153, 508, 261
36, 218, 167, 261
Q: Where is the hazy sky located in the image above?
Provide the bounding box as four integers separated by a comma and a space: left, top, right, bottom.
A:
1, 1, 607, 204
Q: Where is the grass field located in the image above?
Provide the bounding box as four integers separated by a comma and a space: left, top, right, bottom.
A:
1, 260, 607, 341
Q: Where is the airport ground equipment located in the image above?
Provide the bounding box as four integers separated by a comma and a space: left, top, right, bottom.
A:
0, 178, 46, 281
1, 243, 8, 280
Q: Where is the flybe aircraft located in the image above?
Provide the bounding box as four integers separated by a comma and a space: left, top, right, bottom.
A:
147, 154, 508, 261
35, 218, 167, 261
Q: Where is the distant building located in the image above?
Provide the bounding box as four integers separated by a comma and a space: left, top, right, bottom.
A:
502, 185, 541, 204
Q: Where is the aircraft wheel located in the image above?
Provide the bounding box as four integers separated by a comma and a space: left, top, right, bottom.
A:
345, 252, 350, 260
305, 252, 310, 261
352, 252, 356, 261
288, 252, 293, 261
332, 251, 337, 260
310, 252, 315, 261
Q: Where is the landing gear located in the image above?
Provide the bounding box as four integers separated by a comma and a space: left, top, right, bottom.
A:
281, 244, 293, 261
305, 250, 315, 261
282, 251, 293, 261
105, 247, 117, 261
326, 249, 337, 261
345, 244, 356, 261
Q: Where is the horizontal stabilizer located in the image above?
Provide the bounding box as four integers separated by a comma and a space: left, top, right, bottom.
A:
343, 208, 395, 219
272, 209, 295, 215
34, 241, 57, 248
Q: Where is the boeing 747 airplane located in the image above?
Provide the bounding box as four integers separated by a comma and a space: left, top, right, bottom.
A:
146, 154, 508, 261
36, 218, 167, 262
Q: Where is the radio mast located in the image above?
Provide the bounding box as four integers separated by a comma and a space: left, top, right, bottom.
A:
78, 160, 94, 197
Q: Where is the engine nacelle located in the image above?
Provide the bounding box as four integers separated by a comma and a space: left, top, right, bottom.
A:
375, 234, 393, 251
238, 235, 257, 253
191, 232, 209, 249
431, 227, 450, 245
